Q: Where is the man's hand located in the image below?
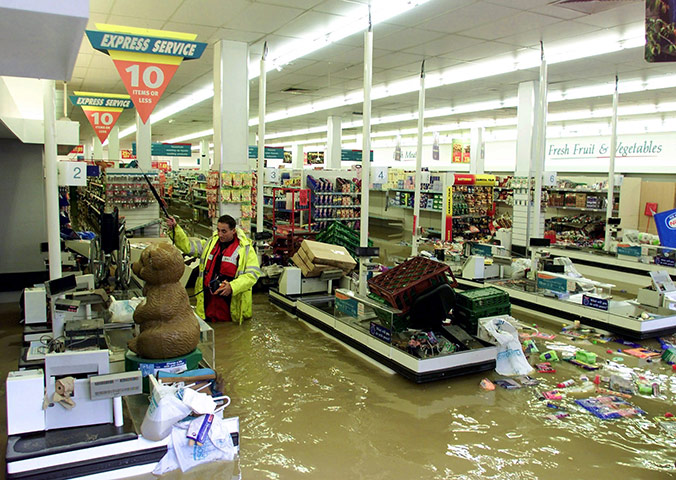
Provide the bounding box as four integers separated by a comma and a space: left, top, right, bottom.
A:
166, 216, 177, 229
214, 280, 232, 296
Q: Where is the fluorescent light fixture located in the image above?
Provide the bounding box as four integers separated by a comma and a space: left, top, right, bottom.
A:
165, 128, 214, 144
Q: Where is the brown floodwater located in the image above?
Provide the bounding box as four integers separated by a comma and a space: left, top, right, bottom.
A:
150, 292, 676, 480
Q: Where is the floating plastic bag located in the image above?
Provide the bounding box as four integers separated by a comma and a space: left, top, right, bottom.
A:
141, 376, 192, 441
480, 316, 533, 376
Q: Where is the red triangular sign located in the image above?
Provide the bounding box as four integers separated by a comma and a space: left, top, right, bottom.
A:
112, 59, 180, 123
82, 108, 123, 143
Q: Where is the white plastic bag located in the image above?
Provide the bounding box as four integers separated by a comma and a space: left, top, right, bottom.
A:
141, 376, 192, 441
152, 415, 236, 474
480, 316, 533, 376
108, 297, 142, 323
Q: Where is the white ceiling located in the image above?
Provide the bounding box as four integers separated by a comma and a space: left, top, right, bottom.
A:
59, 0, 676, 148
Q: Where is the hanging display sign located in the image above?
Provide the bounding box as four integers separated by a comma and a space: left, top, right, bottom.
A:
445, 186, 453, 242
69, 145, 84, 155
453, 174, 475, 185
69, 91, 133, 144
86, 24, 207, 123
121, 149, 136, 160
248, 146, 285, 159
645, 1, 676, 62
341, 149, 373, 162
132, 142, 192, 157
152, 161, 170, 171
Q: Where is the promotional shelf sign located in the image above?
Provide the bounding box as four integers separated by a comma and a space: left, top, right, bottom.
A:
86, 24, 207, 123
69, 91, 133, 143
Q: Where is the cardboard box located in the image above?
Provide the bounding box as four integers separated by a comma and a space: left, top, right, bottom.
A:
299, 240, 357, 272
295, 249, 336, 278
575, 193, 587, 208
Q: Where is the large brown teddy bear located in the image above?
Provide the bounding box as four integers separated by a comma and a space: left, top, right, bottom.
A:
127, 243, 200, 359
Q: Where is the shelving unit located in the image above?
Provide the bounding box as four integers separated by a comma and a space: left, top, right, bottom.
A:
271, 187, 313, 257
306, 175, 361, 232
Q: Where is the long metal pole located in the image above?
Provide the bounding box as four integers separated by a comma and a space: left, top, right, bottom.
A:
256, 42, 268, 234
532, 42, 547, 240
605, 75, 619, 251
359, 14, 373, 297
43, 80, 62, 280
411, 60, 425, 256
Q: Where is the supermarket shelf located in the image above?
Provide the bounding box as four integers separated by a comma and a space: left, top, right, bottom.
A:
193, 205, 209, 211
272, 208, 310, 213
548, 206, 619, 212
389, 204, 442, 213
388, 188, 443, 194
312, 191, 361, 196
548, 188, 620, 194
312, 205, 361, 209
194, 194, 206, 200
315, 217, 360, 222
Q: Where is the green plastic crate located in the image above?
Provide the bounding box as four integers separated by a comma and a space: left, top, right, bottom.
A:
453, 303, 511, 335
456, 287, 510, 310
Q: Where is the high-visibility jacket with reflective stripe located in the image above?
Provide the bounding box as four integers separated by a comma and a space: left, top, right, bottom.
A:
170, 224, 261, 324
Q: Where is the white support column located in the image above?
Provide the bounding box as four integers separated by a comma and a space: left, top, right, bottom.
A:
43, 80, 61, 280
605, 76, 619, 251
291, 143, 303, 169
531, 45, 548, 243
512, 81, 538, 250
135, 113, 152, 170
214, 39, 249, 219
359, 19, 373, 297
256, 42, 268, 234
326, 116, 342, 169
93, 136, 103, 160
469, 126, 485, 175
108, 125, 120, 162
411, 61, 425, 256
84, 142, 92, 161
200, 138, 210, 172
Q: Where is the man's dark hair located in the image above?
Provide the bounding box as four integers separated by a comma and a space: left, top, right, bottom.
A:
217, 215, 236, 229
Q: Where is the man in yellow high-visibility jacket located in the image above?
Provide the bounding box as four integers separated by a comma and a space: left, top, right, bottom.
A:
167, 215, 261, 324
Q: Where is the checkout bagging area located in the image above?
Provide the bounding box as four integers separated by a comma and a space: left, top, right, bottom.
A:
5, 215, 238, 480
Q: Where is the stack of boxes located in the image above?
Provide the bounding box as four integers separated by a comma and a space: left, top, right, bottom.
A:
454, 287, 511, 335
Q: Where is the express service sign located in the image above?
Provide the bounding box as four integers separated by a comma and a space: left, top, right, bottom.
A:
86, 24, 207, 123
69, 92, 133, 143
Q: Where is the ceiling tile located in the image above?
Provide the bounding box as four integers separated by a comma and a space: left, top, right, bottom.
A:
160, 22, 217, 41
223, 3, 305, 34
403, 34, 478, 56
312, 0, 368, 16
379, 0, 475, 28
110, 0, 183, 21
462, 11, 562, 42
90, 0, 114, 14
374, 27, 446, 52
530, 4, 589, 20
259, 0, 324, 9
498, 19, 600, 48
170, 0, 250, 28
104, 14, 167, 30
274, 10, 346, 39
374, 51, 423, 69
441, 40, 519, 62
485, 0, 552, 10
574, 2, 645, 28
417, 1, 521, 34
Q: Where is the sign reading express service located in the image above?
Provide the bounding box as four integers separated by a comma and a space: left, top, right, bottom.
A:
132, 142, 192, 157
86, 25, 207, 123
69, 92, 133, 143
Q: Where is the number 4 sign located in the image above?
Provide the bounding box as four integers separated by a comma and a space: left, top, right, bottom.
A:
70, 92, 134, 144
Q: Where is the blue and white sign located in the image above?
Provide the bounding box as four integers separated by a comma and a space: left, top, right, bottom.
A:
655, 256, 676, 267
369, 322, 392, 343
132, 142, 192, 157
655, 208, 676, 248
582, 294, 609, 311
86, 30, 207, 59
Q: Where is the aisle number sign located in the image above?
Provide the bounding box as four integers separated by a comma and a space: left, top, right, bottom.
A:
86, 24, 207, 123
69, 92, 133, 143
58, 162, 87, 187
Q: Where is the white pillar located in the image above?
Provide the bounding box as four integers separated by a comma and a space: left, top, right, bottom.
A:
93, 136, 103, 160
200, 138, 210, 172
108, 125, 120, 162
256, 43, 268, 234
531, 47, 548, 243
605, 76, 619, 251
171, 157, 180, 171
291, 143, 303, 169
214, 39, 249, 219
411, 61, 425, 256
326, 116, 342, 169
84, 142, 92, 161
469, 126, 485, 174
43, 80, 61, 280
359, 22, 373, 296
135, 113, 152, 170
512, 81, 539, 250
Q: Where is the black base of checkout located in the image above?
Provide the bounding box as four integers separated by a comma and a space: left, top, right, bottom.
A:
269, 289, 497, 384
